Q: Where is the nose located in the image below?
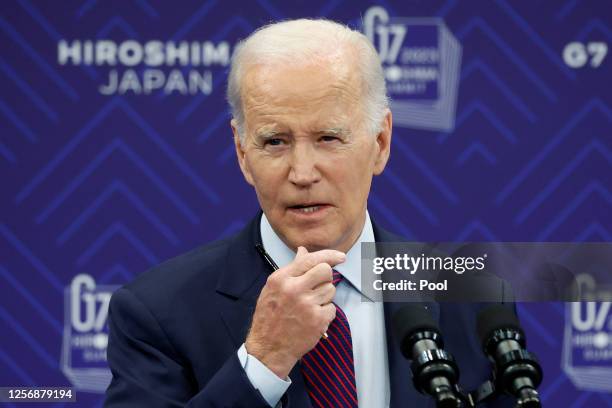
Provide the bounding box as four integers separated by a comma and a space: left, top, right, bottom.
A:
288, 142, 321, 187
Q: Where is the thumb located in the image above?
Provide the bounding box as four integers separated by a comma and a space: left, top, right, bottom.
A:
295, 246, 308, 258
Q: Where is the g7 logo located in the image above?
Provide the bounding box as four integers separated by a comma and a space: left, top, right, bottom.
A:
563, 42, 608, 68
571, 302, 611, 332
363, 6, 407, 65
70, 274, 112, 333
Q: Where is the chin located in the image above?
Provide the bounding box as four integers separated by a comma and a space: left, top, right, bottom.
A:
287, 230, 340, 252
301, 241, 333, 252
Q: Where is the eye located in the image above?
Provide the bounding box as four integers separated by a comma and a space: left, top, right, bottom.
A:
320, 135, 340, 142
265, 138, 285, 146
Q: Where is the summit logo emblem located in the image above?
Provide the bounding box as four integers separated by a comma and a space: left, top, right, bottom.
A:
563, 274, 612, 392
61, 274, 120, 393
363, 6, 462, 131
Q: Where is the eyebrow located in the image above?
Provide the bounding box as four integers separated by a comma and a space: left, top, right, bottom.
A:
254, 127, 351, 140
255, 130, 287, 140
317, 128, 351, 137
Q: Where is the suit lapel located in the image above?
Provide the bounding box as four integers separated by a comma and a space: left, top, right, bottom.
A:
215, 214, 266, 346
215, 212, 313, 407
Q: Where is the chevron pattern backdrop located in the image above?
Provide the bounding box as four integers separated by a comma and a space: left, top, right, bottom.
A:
1, 0, 611, 406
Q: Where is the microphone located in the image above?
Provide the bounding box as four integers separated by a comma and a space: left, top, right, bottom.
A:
476, 305, 543, 407
393, 305, 464, 408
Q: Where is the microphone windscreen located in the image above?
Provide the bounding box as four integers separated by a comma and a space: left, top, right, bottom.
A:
392, 305, 439, 358
476, 304, 522, 346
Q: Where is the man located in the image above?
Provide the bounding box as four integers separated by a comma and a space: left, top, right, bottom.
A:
104, 19, 509, 407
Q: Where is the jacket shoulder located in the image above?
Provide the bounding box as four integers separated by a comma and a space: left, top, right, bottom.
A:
121, 235, 233, 310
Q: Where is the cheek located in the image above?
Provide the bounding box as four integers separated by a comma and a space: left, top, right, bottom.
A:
334, 165, 371, 206
343, 148, 375, 189
246, 156, 283, 204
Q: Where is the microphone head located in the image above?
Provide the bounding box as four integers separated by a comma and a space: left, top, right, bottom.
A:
392, 305, 440, 358
476, 304, 523, 347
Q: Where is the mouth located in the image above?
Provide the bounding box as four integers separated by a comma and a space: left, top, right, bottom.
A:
287, 203, 331, 215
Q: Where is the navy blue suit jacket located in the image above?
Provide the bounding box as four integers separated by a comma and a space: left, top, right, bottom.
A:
104, 213, 512, 407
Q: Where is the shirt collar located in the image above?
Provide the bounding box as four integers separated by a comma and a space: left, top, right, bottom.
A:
260, 211, 375, 295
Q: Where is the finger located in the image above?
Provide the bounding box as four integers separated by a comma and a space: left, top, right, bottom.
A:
310, 282, 335, 305
296, 262, 333, 289
275, 246, 309, 278
288, 250, 345, 277
320, 303, 337, 325
274, 246, 308, 276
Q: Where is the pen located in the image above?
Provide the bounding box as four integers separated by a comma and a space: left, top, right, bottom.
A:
255, 244, 279, 270
255, 244, 329, 340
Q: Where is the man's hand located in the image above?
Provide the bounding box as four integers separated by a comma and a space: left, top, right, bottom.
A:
245, 246, 346, 378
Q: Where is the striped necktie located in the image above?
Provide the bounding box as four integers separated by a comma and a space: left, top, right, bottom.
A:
300, 270, 358, 407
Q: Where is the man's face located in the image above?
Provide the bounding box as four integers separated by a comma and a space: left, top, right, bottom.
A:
232, 55, 391, 253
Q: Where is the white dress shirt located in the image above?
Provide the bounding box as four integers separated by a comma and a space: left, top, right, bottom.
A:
237, 211, 390, 408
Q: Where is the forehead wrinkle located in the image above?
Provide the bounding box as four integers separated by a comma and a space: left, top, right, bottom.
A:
247, 103, 354, 137
243, 58, 362, 107
241, 56, 366, 138
247, 81, 358, 115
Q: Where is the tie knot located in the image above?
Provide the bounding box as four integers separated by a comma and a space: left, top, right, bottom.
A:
332, 269, 343, 286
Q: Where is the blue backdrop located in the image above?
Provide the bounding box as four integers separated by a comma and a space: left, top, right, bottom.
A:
1, 0, 611, 406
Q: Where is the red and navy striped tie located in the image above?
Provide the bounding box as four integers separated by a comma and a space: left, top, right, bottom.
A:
301, 270, 358, 407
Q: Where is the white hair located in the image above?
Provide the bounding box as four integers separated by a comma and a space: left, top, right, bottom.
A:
226, 18, 389, 141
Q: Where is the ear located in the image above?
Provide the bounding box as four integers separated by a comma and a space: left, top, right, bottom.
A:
231, 119, 255, 186
373, 109, 392, 175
